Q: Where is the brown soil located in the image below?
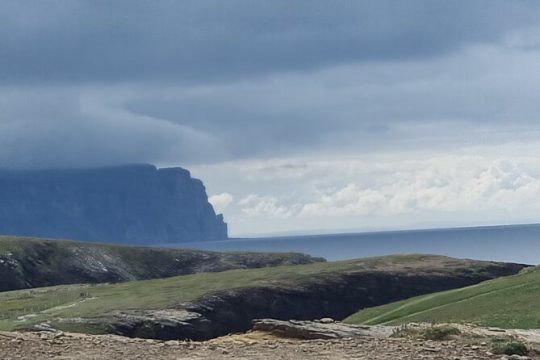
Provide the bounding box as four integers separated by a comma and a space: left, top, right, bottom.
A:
1, 327, 539, 360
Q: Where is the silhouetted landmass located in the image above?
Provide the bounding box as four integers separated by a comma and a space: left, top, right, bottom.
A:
0, 164, 227, 244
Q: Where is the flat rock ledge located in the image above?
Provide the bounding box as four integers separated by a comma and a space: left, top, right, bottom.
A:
252, 319, 395, 339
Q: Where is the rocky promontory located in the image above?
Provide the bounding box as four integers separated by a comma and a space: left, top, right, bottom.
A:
0, 164, 227, 244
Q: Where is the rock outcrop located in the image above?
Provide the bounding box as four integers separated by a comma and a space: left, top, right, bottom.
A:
99, 256, 527, 340
0, 236, 323, 292
0, 164, 227, 244
251, 319, 395, 339
3, 324, 538, 360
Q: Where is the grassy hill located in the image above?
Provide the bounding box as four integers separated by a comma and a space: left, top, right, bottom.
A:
0, 236, 321, 292
0, 254, 526, 339
345, 266, 540, 329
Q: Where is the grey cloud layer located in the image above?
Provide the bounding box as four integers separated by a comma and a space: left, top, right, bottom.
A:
2, 1, 540, 169
5, 1, 540, 233
4, 42, 540, 168
1, 0, 537, 84
0, 86, 225, 168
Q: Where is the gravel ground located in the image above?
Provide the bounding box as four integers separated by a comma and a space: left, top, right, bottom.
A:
1, 328, 539, 360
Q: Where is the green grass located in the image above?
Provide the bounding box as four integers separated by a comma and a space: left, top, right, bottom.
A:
345, 266, 540, 329
491, 339, 529, 356
0, 254, 458, 333
0, 235, 328, 294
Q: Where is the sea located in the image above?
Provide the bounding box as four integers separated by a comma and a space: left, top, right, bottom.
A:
174, 223, 540, 265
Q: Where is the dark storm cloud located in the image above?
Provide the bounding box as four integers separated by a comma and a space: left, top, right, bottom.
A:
0, 86, 226, 169
1, 0, 538, 84
2, 1, 540, 169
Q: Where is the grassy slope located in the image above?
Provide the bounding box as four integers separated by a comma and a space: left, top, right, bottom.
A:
345, 267, 540, 329
0, 236, 323, 292
0, 254, 452, 332
0, 235, 316, 263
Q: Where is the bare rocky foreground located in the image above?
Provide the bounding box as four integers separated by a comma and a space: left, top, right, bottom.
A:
1, 322, 539, 360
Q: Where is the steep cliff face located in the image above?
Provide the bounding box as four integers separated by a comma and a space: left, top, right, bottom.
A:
0, 165, 227, 244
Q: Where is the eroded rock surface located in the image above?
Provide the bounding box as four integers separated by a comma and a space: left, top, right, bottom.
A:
1, 324, 538, 360
95, 256, 527, 340
251, 318, 395, 339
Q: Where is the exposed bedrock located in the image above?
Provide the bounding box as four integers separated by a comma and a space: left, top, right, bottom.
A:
106, 260, 527, 341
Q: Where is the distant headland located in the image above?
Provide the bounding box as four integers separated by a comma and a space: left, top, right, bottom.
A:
0, 164, 228, 244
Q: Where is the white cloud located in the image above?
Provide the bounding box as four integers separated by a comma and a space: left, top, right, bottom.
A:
238, 195, 295, 219
299, 157, 540, 218
300, 184, 387, 217
208, 193, 234, 214
192, 149, 540, 236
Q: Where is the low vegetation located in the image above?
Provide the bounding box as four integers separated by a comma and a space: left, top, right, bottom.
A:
490, 338, 528, 356
0, 253, 510, 334
345, 266, 540, 329
0, 236, 322, 292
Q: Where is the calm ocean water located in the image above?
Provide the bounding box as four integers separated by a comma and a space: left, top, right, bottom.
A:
173, 224, 540, 265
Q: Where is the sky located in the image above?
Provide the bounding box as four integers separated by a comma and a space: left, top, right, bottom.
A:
3, 1, 540, 236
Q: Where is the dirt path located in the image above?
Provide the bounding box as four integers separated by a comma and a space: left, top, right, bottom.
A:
1, 327, 539, 360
